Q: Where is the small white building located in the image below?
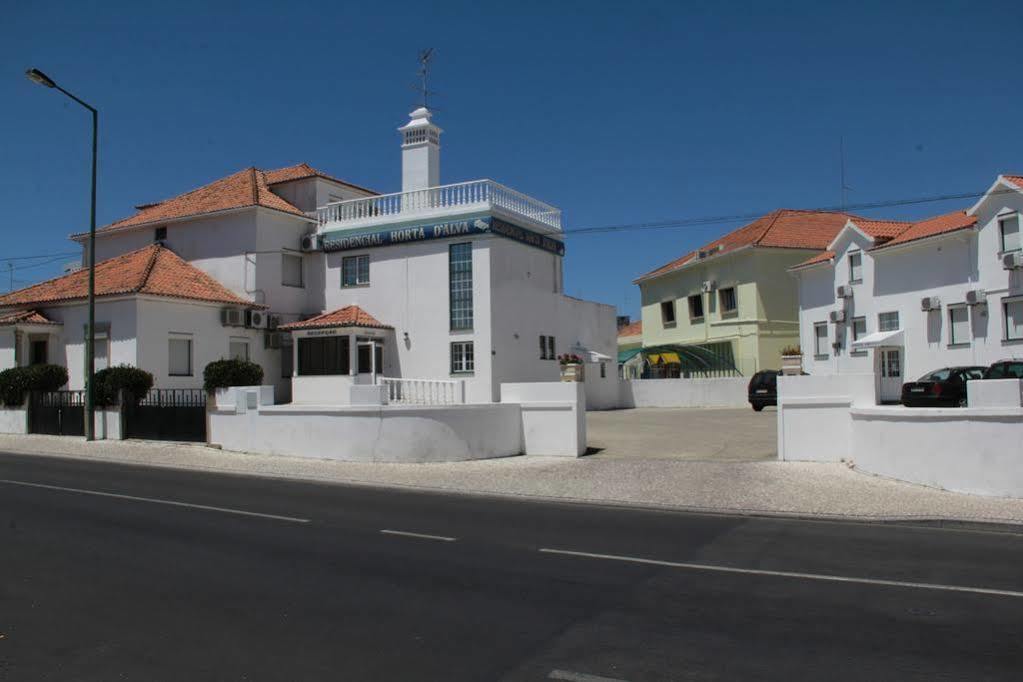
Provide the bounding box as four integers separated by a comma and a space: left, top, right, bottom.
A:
1, 106, 617, 405
791, 173, 1023, 402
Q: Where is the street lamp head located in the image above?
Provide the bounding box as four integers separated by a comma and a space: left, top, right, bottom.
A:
25, 68, 56, 88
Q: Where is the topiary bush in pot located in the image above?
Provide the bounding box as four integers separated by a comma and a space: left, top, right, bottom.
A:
0, 364, 69, 407
93, 365, 154, 406
203, 358, 264, 393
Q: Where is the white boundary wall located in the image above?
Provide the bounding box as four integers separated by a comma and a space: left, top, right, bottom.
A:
779, 377, 1023, 498
502, 382, 586, 457
0, 405, 27, 434
618, 378, 747, 409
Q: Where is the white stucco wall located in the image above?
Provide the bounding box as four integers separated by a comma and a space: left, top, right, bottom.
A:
501, 381, 586, 457
618, 377, 748, 408
0, 329, 14, 370
0, 406, 27, 434
775, 374, 876, 462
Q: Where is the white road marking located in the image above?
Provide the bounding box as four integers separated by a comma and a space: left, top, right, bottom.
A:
0, 479, 310, 524
549, 669, 630, 682
380, 529, 456, 542
539, 548, 1023, 599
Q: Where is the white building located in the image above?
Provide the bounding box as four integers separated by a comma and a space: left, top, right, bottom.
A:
791, 174, 1023, 402
0, 107, 617, 405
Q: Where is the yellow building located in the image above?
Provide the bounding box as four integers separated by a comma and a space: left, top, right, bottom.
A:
633, 209, 855, 377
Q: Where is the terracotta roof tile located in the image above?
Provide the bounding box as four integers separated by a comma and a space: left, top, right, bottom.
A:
875, 210, 977, 249
264, 163, 377, 195
0, 244, 258, 308
792, 250, 836, 269
278, 305, 392, 331
618, 320, 642, 338
849, 218, 913, 241
0, 309, 59, 326
82, 167, 308, 237
1004, 175, 1023, 191
635, 209, 858, 283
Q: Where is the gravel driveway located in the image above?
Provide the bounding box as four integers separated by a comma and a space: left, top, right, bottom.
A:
586, 407, 776, 461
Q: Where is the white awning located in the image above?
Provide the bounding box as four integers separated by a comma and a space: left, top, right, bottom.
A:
851, 328, 904, 349
571, 345, 613, 363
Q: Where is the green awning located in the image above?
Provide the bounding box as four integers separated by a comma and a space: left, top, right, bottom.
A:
618, 348, 642, 363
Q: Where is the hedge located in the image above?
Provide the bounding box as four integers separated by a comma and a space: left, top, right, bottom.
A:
203, 359, 264, 393
93, 365, 154, 406
0, 364, 69, 407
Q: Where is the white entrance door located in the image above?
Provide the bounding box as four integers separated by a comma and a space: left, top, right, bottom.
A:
878, 347, 903, 403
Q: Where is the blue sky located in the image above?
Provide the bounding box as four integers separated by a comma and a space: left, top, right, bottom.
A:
2, 0, 1021, 317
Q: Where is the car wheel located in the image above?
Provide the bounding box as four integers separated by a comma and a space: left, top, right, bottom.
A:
752, 403, 764, 412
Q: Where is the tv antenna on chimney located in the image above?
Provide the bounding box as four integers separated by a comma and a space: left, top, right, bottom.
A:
413, 48, 437, 109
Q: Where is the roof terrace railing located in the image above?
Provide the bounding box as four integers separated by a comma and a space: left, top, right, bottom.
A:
314, 179, 562, 232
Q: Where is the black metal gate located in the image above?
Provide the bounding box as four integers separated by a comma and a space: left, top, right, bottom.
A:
28, 390, 86, 436
124, 389, 207, 442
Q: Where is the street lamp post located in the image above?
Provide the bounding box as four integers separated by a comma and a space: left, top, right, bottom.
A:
26, 68, 99, 441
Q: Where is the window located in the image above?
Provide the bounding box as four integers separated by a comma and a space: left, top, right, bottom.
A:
548, 335, 555, 360
1000, 214, 1020, 253
540, 335, 548, 359
719, 287, 737, 314
814, 322, 829, 357
1005, 298, 1023, 341
660, 300, 676, 327
878, 311, 900, 332
600, 362, 606, 378
154, 226, 167, 242
168, 336, 192, 376
948, 306, 970, 345
852, 316, 867, 341
281, 338, 293, 378
451, 341, 474, 374
688, 294, 704, 321
29, 339, 48, 366
93, 332, 109, 371
342, 255, 370, 287
356, 339, 383, 374
848, 252, 862, 283
539, 335, 556, 360
449, 243, 473, 330
297, 336, 350, 376
229, 338, 250, 361
282, 253, 304, 287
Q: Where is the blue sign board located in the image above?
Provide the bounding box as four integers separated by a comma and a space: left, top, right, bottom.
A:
320, 216, 565, 256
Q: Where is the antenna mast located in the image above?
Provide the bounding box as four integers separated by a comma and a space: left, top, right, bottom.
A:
840, 136, 852, 209
415, 48, 435, 109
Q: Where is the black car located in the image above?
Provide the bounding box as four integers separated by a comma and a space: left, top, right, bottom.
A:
748, 370, 781, 411
900, 366, 986, 407
983, 359, 1023, 379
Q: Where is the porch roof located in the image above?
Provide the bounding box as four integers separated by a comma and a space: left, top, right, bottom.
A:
0, 309, 60, 327
279, 305, 392, 332
851, 328, 904, 349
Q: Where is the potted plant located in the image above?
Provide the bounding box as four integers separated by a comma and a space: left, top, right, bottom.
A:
780, 345, 803, 375
558, 353, 585, 382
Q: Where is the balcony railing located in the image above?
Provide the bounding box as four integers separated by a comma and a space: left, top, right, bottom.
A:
379, 377, 466, 405
314, 179, 562, 232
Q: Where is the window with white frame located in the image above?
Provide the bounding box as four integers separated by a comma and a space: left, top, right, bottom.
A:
229, 337, 250, 361
660, 300, 676, 327
1005, 298, 1023, 341
281, 253, 304, 287
719, 287, 737, 314
342, 254, 370, 287
451, 341, 474, 373
168, 336, 193, 376
814, 322, 829, 357
948, 306, 970, 345
852, 316, 867, 341
1000, 214, 1020, 253
449, 243, 473, 331
878, 311, 900, 332
539, 335, 556, 360
688, 294, 704, 321
848, 251, 863, 283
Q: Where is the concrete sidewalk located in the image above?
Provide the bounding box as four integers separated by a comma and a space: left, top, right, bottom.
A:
2, 434, 1022, 528
1, 431, 1023, 527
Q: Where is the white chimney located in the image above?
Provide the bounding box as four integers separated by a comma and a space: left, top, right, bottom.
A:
398, 107, 442, 192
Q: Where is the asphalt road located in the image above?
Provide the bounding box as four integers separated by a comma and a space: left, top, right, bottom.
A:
1, 451, 1021, 681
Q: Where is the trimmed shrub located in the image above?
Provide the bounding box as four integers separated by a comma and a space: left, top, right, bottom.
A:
203, 359, 264, 393
0, 364, 69, 407
94, 365, 154, 406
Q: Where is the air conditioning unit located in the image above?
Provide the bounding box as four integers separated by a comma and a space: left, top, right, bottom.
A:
246, 309, 268, 329
267, 314, 282, 331
264, 332, 285, 349
221, 308, 244, 327
965, 289, 987, 306
836, 285, 853, 299
1003, 252, 1023, 270
920, 296, 942, 311
829, 309, 846, 323
300, 233, 320, 253
701, 280, 717, 293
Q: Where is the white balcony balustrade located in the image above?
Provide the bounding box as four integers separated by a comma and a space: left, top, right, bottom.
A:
379, 377, 466, 406
315, 179, 562, 233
